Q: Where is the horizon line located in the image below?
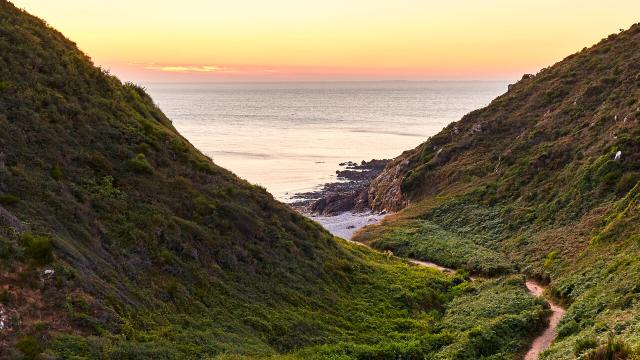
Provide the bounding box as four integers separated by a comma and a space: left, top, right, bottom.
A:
138, 79, 516, 85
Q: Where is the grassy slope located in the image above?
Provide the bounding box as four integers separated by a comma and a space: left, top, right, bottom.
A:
0, 2, 546, 359
356, 22, 640, 359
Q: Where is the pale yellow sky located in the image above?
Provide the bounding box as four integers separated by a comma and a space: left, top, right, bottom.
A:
11, 0, 640, 81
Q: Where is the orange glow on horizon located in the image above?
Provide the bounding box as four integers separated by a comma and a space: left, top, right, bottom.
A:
10, 0, 640, 82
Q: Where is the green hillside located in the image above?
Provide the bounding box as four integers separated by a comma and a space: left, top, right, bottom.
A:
0, 2, 546, 359
356, 22, 640, 359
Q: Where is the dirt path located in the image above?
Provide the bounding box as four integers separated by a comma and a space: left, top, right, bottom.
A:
344, 238, 564, 359
523, 281, 566, 360
408, 258, 453, 273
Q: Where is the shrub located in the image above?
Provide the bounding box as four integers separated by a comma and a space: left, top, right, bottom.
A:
616, 172, 640, 195
87, 176, 122, 199
574, 336, 599, 356
0, 80, 10, 91
158, 249, 172, 265
165, 279, 179, 299
128, 153, 153, 174
558, 319, 580, 338
15, 335, 41, 359
583, 336, 633, 360
544, 250, 559, 268
0, 237, 16, 260
193, 159, 216, 174
50, 164, 64, 180
170, 138, 188, 153
596, 160, 622, 186
21, 233, 54, 264
0, 193, 19, 205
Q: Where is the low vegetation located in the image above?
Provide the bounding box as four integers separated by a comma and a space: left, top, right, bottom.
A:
0, 1, 546, 359
356, 21, 640, 360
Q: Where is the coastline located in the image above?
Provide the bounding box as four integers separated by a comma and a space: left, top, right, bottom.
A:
289, 159, 389, 239
290, 163, 566, 358
308, 211, 385, 239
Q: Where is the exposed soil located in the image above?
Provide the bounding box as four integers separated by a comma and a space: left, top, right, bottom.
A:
523, 281, 566, 360
296, 160, 565, 359
343, 237, 565, 360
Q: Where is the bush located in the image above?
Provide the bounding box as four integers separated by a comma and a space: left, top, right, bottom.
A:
128, 153, 153, 174
15, 335, 41, 359
544, 250, 559, 268
50, 164, 64, 180
616, 172, 640, 195
583, 336, 633, 359
21, 233, 54, 264
158, 249, 172, 265
596, 160, 622, 186
0, 193, 19, 205
557, 319, 580, 338
0, 237, 16, 260
574, 336, 599, 356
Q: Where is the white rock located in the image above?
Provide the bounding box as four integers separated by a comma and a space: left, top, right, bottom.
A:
42, 269, 55, 280
615, 151, 622, 161
0, 306, 7, 330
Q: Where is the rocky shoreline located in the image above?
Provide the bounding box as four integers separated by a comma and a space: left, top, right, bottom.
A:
289, 159, 389, 215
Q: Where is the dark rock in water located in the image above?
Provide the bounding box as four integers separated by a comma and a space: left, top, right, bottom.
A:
310, 193, 356, 214
290, 159, 389, 215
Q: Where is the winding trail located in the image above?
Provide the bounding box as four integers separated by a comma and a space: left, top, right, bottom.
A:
407, 258, 453, 273
345, 238, 565, 359
408, 259, 566, 359
523, 281, 566, 360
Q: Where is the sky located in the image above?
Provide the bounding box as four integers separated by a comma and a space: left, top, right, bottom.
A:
11, 0, 640, 82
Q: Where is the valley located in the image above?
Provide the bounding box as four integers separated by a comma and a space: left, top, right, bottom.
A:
1, 1, 640, 358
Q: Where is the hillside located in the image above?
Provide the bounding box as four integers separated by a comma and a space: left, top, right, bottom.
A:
0, 2, 550, 359
356, 22, 640, 358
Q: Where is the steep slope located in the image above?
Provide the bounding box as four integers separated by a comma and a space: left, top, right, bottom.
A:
356, 23, 640, 358
0, 2, 548, 359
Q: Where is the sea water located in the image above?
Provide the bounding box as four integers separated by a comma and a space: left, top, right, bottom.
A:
145, 81, 509, 202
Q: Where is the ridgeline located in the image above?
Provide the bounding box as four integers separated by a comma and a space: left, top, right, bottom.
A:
356, 21, 640, 359
0, 2, 547, 359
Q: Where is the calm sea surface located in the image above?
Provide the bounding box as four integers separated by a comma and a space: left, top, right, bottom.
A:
144, 82, 509, 201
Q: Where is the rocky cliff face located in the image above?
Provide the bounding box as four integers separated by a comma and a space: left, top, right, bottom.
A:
362, 153, 414, 211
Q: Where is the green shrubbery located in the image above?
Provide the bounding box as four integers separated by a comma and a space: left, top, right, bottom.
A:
0, 80, 11, 91
128, 153, 154, 174
582, 336, 634, 360
0, 236, 17, 260
0, 193, 19, 205
7, 1, 640, 359
50, 164, 64, 180
369, 220, 512, 275
15, 336, 41, 360
616, 172, 640, 195
356, 22, 640, 360
20, 233, 53, 264
574, 337, 599, 357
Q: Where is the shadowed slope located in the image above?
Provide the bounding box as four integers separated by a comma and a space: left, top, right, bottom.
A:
0, 2, 548, 359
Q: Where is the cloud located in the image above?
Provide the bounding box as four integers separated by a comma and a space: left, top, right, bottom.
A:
144, 64, 232, 73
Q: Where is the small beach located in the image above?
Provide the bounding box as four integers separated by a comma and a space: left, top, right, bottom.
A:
309, 211, 385, 239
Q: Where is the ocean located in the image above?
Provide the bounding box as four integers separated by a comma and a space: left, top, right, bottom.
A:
144, 81, 509, 202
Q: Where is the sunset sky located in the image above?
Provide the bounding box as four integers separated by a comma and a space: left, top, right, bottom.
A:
12, 0, 640, 82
